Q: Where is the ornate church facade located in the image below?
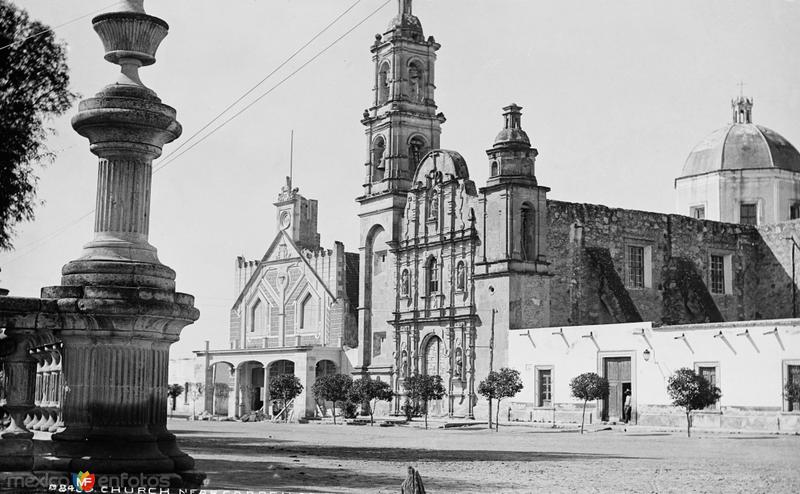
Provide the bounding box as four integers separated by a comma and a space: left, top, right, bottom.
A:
191, 0, 800, 423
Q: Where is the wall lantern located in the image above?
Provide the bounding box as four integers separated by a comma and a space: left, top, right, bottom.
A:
643, 348, 651, 362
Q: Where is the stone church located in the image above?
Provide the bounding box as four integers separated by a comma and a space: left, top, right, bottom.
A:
192, 0, 800, 422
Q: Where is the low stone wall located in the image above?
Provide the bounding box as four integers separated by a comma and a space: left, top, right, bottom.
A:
509, 401, 800, 432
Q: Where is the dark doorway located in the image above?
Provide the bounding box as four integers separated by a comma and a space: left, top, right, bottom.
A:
603, 357, 632, 422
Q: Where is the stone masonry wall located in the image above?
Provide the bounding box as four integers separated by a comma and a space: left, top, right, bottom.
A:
754, 220, 800, 319
546, 200, 792, 327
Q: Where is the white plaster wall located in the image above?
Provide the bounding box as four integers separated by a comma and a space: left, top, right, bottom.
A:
508, 320, 800, 411
676, 170, 800, 224
675, 173, 720, 220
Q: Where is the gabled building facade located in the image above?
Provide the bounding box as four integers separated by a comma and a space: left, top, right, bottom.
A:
196, 178, 359, 419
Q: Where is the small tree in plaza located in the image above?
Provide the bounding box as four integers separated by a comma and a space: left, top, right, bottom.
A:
167, 384, 184, 414
667, 368, 721, 437
269, 374, 304, 422
570, 372, 609, 434
188, 383, 204, 417
312, 374, 353, 424
478, 368, 524, 431
403, 374, 445, 429
349, 376, 394, 425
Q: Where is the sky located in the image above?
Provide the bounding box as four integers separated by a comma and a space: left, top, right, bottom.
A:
2, 0, 799, 359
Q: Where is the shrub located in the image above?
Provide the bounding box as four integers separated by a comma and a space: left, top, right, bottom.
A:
478, 368, 523, 431
667, 368, 721, 437
403, 374, 445, 429
312, 374, 353, 424
349, 376, 394, 425
569, 372, 609, 434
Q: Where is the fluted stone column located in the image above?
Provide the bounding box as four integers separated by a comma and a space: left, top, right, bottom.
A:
41, 1, 202, 484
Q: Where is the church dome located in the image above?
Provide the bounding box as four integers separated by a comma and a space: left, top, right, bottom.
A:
680, 97, 800, 177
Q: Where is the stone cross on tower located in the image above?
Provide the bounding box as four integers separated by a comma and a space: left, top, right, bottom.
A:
400, 0, 413, 16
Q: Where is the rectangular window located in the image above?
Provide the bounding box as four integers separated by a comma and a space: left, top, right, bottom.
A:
537, 368, 552, 407
690, 206, 705, 220
695, 363, 720, 410
627, 246, 645, 288
710, 255, 725, 294
791, 203, 800, 220
787, 364, 800, 412
740, 203, 758, 225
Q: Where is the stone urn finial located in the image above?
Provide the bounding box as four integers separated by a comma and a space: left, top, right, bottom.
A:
91, 1, 168, 86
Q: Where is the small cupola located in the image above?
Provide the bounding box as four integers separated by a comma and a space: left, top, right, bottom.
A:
487, 104, 538, 182
731, 95, 753, 124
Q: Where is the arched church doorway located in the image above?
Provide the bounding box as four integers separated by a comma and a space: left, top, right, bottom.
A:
209, 362, 234, 416
237, 361, 264, 415
424, 335, 444, 377
268, 359, 296, 416
423, 335, 446, 417
314, 360, 338, 418
315, 360, 337, 378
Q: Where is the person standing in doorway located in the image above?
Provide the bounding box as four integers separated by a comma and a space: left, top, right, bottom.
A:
623, 389, 632, 424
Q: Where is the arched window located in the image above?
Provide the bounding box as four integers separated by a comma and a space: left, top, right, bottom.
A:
427, 257, 439, 295
299, 293, 316, 330
521, 203, 536, 261
378, 62, 390, 105
372, 136, 386, 182
400, 269, 410, 297
456, 261, 466, 291
408, 61, 424, 102
409, 136, 426, 173
251, 299, 266, 333
491, 161, 499, 177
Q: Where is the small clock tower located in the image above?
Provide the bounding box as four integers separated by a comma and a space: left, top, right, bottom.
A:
274, 176, 320, 250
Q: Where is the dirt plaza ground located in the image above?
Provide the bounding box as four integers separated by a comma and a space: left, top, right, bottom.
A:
170, 419, 800, 493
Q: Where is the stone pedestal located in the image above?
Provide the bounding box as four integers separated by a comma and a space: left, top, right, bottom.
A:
38, 1, 202, 484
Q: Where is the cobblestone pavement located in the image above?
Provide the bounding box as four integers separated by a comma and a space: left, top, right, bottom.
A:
170, 419, 800, 493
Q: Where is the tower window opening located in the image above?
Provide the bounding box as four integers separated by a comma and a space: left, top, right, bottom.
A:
408, 62, 424, 103
521, 203, 536, 261
409, 136, 427, 173
378, 62, 390, 105
372, 136, 386, 182
491, 161, 499, 177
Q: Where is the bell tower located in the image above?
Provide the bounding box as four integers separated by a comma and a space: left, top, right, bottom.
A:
360, 0, 445, 195
475, 105, 551, 330
356, 0, 445, 373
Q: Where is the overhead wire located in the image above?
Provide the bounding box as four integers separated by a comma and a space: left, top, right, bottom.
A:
154, 0, 367, 168
1, 0, 393, 265
154, 0, 393, 174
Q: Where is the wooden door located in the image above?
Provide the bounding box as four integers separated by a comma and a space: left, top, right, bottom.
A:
603, 357, 631, 422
